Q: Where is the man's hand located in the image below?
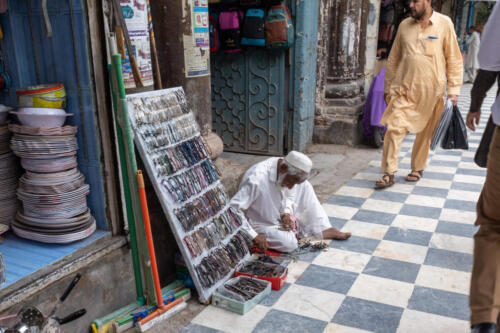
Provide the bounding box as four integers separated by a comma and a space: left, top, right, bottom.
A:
449, 94, 459, 106
253, 234, 268, 251
466, 111, 481, 131
280, 213, 293, 231
384, 93, 390, 105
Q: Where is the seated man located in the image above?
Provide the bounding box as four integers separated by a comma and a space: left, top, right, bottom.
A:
231, 151, 351, 252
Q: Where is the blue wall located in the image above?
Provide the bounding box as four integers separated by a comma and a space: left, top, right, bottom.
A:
290, 0, 319, 151
0, 0, 107, 229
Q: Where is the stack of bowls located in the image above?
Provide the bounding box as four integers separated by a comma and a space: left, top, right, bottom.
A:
8, 84, 96, 243
0, 117, 20, 235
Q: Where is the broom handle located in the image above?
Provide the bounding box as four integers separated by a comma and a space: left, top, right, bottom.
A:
136, 170, 164, 309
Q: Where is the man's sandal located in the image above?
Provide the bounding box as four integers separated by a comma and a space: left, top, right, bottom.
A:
375, 174, 395, 189
405, 170, 423, 182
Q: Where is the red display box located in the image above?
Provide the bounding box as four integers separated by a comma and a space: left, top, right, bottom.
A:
234, 264, 288, 290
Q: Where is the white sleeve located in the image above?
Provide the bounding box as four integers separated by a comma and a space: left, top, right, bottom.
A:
230, 183, 258, 239
478, 2, 500, 71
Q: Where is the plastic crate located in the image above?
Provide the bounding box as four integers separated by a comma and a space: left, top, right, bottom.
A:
211, 276, 271, 315
234, 261, 288, 290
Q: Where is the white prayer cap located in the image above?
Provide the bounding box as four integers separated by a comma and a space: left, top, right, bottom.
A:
284, 151, 312, 174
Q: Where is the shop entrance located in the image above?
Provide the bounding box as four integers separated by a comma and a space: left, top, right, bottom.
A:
0, 0, 109, 290
209, 1, 297, 156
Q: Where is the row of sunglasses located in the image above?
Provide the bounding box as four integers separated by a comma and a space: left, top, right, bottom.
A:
183, 206, 244, 258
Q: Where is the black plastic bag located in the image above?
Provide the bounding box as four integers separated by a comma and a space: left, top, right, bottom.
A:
441, 105, 469, 150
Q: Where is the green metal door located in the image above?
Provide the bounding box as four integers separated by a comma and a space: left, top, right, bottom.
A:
211, 48, 286, 155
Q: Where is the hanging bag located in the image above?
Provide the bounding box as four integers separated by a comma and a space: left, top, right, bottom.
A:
241, 9, 266, 47
219, 9, 244, 53
430, 98, 453, 150
474, 115, 495, 167
209, 14, 219, 53
265, 4, 294, 50
441, 105, 469, 150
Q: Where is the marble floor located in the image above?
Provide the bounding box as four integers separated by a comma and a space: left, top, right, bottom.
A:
180, 84, 495, 333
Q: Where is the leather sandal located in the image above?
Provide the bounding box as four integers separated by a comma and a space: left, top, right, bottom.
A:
375, 174, 395, 189
405, 170, 423, 182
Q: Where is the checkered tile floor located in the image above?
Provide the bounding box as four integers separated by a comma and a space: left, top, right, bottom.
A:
180, 84, 495, 333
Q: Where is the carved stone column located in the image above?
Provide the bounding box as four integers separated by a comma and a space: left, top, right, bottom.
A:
314, 0, 369, 145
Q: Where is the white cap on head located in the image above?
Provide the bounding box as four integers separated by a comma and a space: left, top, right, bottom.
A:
284, 151, 312, 174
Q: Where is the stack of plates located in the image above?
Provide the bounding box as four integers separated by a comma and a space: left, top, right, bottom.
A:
0, 126, 20, 234
9, 124, 95, 243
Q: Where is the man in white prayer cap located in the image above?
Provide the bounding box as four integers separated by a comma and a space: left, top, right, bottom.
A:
231, 151, 351, 252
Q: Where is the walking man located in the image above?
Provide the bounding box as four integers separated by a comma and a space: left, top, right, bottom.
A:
467, 3, 500, 332
464, 26, 481, 83
375, 0, 463, 188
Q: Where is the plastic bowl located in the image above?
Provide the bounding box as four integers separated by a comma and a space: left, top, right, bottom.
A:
16, 84, 66, 109
17, 108, 66, 116
9, 112, 73, 128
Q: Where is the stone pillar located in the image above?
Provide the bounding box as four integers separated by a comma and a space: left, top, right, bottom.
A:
149, 0, 223, 157
363, 0, 381, 94
314, 0, 367, 145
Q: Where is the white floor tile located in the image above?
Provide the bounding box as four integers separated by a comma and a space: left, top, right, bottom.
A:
425, 165, 457, 174
354, 172, 380, 181
369, 160, 382, 167
397, 309, 469, 333
391, 215, 439, 233
385, 183, 414, 194
323, 204, 359, 220
447, 189, 480, 202
400, 157, 412, 164
462, 151, 476, 157
416, 178, 453, 189
361, 199, 403, 214
192, 304, 270, 333
453, 174, 486, 185
429, 233, 474, 254
432, 155, 462, 162
405, 194, 446, 208
313, 248, 372, 273
335, 186, 374, 199
285, 260, 311, 284
341, 220, 389, 240
324, 323, 371, 333
373, 240, 428, 264
347, 274, 414, 308
458, 162, 483, 170
440, 208, 477, 224
273, 284, 344, 322
415, 265, 471, 295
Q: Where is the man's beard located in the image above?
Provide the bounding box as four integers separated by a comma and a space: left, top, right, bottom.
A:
276, 173, 287, 189
411, 5, 426, 20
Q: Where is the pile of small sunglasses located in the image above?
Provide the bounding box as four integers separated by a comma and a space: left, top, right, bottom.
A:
175, 185, 227, 232
196, 231, 250, 288
223, 277, 267, 301
237, 258, 287, 278
161, 160, 219, 203
183, 207, 244, 258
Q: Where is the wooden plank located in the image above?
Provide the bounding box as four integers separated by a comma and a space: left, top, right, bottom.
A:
86, 0, 122, 235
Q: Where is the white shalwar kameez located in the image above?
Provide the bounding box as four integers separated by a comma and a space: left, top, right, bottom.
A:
230, 157, 331, 252
464, 31, 480, 82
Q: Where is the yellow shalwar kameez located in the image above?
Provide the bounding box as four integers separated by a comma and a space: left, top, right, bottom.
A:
381, 11, 463, 174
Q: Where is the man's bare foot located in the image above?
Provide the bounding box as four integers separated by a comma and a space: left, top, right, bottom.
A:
322, 228, 351, 241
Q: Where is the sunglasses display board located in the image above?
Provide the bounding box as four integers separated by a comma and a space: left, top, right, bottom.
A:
126, 87, 251, 303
